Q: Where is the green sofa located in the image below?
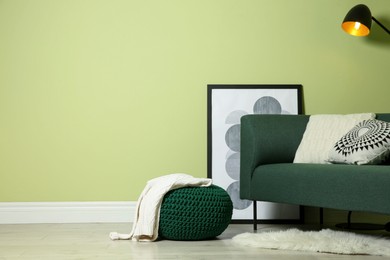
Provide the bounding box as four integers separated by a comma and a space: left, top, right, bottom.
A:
240, 113, 390, 229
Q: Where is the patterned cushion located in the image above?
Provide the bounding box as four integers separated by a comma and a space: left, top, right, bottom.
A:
159, 185, 233, 241
293, 113, 375, 164
328, 119, 390, 165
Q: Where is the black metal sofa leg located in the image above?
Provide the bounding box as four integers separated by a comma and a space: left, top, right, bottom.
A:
253, 200, 257, 230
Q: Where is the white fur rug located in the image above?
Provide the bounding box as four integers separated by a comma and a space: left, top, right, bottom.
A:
232, 228, 390, 256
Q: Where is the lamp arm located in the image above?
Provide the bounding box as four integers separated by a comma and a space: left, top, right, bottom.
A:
372, 16, 390, 35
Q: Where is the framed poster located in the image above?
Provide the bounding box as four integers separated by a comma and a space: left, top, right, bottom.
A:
207, 84, 303, 223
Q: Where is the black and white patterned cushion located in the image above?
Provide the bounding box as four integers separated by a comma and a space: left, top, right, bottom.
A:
328, 119, 390, 165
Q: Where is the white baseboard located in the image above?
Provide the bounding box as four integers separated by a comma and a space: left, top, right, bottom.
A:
0, 201, 136, 224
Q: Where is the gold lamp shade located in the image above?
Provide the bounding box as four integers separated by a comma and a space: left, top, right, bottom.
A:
342, 4, 372, 36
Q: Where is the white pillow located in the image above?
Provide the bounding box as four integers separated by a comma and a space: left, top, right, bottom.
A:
328, 119, 390, 165
293, 113, 375, 164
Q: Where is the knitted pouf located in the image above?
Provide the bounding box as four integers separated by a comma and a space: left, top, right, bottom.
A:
158, 185, 233, 241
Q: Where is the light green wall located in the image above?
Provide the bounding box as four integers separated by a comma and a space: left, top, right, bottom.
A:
1, 0, 389, 203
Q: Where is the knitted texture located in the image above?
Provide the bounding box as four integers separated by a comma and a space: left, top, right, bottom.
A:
158, 185, 233, 241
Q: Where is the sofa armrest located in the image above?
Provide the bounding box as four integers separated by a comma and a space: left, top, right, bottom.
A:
239, 114, 309, 199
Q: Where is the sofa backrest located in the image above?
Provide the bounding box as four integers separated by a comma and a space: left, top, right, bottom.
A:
376, 113, 390, 122
241, 113, 390, 165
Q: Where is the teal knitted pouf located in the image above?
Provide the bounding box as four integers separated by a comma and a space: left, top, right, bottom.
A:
158, 185, 233, 241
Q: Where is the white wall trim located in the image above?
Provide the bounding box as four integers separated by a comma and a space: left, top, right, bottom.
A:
0, 201, 136, 224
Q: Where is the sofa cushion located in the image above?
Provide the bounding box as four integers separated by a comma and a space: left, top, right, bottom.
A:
250, 163, 390, 215
293, 113, 375, 164
328, 119, 390, 165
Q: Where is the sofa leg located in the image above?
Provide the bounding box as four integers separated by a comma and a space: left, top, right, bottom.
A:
253, 200, 257, 231
335, 211, 385, 230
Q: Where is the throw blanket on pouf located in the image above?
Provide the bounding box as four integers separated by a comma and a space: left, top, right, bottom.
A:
109, 173, 212, 242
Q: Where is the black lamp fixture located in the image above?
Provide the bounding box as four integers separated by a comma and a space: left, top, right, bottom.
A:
342, 4, 390, 36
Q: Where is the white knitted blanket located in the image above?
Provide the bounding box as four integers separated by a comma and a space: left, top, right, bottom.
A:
109, 173, 212, 242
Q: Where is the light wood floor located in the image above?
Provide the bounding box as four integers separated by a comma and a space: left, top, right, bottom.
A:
0, 223, 389, 259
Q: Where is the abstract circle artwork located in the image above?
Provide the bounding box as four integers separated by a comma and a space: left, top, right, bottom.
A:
208, 85, 301, 220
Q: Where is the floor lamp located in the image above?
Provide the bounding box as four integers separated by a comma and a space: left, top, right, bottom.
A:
337, 4, 389, 231
342, 4, 390, 36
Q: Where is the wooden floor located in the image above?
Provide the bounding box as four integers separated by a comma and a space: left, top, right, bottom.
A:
0, 223, 389, 259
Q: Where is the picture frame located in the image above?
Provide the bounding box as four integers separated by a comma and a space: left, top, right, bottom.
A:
207, 84, 303, 223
